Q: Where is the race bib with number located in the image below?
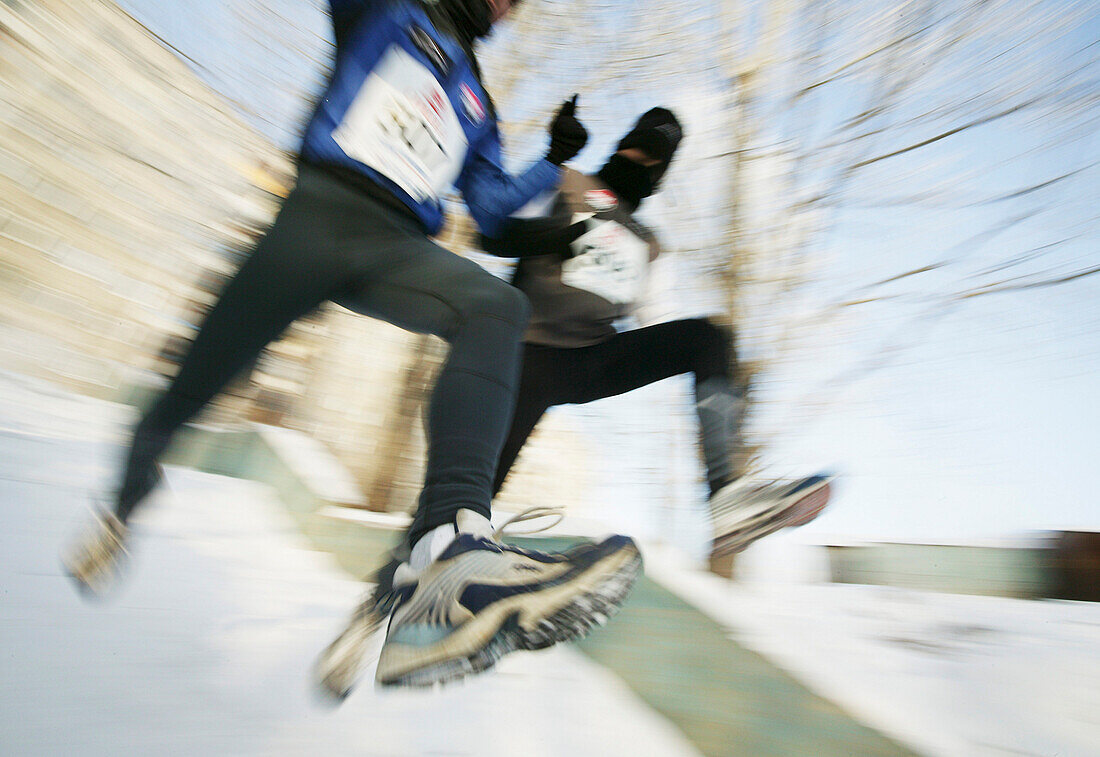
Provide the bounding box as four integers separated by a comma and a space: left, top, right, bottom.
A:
561, 218, 649, 305
332, 45, 468, 203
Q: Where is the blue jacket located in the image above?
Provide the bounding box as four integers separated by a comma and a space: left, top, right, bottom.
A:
302, 0, 560, 236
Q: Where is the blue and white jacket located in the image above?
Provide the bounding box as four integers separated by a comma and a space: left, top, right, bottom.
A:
301, 0, 560, 236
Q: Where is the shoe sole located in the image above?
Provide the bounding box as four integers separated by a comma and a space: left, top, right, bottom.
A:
712, 477, 833, 557
786, 478, 832, 527
376, 539, 642, 689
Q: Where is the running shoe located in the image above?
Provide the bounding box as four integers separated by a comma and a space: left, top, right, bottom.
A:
710, 473, 834, 557
375, 531, 641, 688
62, 507, 129, 598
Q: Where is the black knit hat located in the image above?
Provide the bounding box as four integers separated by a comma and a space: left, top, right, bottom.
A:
616, 107, 683, 165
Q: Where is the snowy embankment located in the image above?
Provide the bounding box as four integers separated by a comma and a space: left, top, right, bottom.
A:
646, 543, 1100, 757
0, 371, 700, 757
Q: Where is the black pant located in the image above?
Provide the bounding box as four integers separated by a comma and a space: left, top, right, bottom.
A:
492, 318, 734, 495
117, 164, 529, 545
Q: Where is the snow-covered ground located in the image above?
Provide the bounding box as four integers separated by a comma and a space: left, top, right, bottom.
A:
0, 371, 700, 757
3, 369, 1099, 757
648, 545, 1100, 757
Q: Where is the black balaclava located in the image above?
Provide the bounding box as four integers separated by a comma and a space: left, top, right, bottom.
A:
597, 107, 683, 209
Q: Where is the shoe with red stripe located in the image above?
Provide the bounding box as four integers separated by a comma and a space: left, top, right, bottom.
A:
709, 473, 834, 557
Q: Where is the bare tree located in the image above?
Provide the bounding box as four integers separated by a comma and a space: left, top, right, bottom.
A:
136, 0, 1099, 507
704, 0, 1100, 448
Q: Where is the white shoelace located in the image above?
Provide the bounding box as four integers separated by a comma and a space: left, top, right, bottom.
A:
404, 505, 567, 578
492, 505, 565, 539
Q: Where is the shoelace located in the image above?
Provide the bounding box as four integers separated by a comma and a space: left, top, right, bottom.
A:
363, 505, 567, 618
492, 505, 565, 539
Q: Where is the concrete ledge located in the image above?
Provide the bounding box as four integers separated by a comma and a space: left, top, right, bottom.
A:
143, 418, 918, 755
502, 537, 918, 757
159, 422, 403, 579
825, 541, 1057, 599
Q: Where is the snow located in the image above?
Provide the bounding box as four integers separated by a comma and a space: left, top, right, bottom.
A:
4, 368, 1098, 757
645, 544, 1100, 757
0, 373, 700, 757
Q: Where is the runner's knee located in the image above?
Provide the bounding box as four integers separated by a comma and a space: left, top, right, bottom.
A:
685, 318, 735, 382
459, 275, 530, 332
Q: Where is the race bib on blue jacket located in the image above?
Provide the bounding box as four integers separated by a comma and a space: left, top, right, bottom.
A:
333, 45, 468, 203
301, 1, 561, 236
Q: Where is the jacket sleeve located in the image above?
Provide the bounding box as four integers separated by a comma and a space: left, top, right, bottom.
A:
479, 216, 589, 259
457, 130, 562, 237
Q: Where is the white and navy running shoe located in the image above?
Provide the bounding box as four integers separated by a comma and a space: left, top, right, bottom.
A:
375, 532, 641, 688
709, 473, 834, 557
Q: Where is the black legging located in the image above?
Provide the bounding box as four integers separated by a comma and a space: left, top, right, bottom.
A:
117, 164, 529, 545
492, 318, 735, 495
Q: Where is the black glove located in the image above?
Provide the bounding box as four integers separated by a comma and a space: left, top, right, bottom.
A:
479, 215, 590, 260
545, 94, 588, 165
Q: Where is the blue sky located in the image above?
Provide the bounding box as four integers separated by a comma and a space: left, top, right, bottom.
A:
113, 0, 1099, 546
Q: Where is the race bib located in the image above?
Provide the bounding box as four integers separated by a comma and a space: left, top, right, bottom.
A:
332, 45, 468, 203
561, 218, 649, 305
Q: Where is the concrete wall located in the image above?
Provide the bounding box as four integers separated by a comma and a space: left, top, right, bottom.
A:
826, 542, 1058, 599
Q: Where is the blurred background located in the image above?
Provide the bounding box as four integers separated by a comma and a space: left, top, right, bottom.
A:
1, 1, 1098, 755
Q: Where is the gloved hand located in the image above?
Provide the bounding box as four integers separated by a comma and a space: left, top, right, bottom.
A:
545, 94, 588, 165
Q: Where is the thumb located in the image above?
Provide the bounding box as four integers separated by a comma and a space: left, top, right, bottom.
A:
561, 94, 579, 117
